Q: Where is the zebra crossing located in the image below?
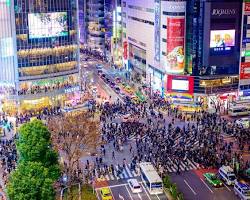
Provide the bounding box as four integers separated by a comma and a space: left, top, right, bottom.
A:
95, 158, 200, 182
94, 164, 140, 182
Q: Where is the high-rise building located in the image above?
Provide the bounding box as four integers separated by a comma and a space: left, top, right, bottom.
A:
239, 0, 250, 100
121, 0, 244, 109
0, 0, 80, 114
85, 0, 105, 53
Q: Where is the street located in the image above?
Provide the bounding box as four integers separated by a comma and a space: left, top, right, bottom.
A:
78, 57, 247, 200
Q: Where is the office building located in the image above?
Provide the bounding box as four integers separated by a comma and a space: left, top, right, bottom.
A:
84, 0, 105, 53
0, 0, 80, 114
122, 0, 244, 109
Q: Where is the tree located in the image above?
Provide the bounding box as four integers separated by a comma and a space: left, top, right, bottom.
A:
16, 119, 57, 166
47, 111, 102, 186
7, 162, 57, 200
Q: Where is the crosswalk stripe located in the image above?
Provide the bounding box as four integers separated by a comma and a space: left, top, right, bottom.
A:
166, 165, 173, 173
187, 159, 198, 169
125, 165, 133, 177
109, 173, 115, 180
122, 168, 130, 179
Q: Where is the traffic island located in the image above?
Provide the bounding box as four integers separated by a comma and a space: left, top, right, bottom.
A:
163, 175, 184, 200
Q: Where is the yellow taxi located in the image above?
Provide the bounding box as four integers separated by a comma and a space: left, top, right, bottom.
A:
124, 86, 133, 94
131, 96, 140, 104
100, 187, 112, 200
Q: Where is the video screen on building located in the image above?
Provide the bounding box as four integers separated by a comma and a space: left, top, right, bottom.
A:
28, 12, 68, 39
210, 30, 235, 54
172, 79, 189, 91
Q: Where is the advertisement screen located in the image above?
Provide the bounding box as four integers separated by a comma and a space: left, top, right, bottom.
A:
28, 12, 68, 39
210, 30, 235, 48
166, 17, 185, 74
172, 79, 189, 91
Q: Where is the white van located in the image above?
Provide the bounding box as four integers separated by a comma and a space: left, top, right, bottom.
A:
234, 181, 250, 200
218, 166, 236, 185
128, 179, 142, 193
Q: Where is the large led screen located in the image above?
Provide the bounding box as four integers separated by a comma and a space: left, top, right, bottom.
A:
172, 79, 189, 91
210, 30, 235, 48
28, 12, 68, 39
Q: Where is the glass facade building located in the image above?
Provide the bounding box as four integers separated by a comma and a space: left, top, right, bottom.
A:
0, 0, 80, 113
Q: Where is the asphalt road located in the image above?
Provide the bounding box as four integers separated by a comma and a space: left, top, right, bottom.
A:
170, 170, 237, 200
95, 179, 168, 200
80, 56, 243, 200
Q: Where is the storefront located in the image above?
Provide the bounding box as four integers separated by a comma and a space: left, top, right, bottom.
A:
148, 66, 164, 96
128, 43, 147, 83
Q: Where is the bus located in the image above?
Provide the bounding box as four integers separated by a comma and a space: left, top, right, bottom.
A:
139, 162, 163, 195
230, 100, 250, 108
228, 106, 250, 117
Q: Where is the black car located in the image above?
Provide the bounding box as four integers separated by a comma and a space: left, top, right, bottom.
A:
101, 74, 106, 79
110, 81, 115, 88
97, 69, 103, 75
114, 86, 120, 93
105, 78, 111, 83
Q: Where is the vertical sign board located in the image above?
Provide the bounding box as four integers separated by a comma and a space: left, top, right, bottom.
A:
240, 2, 250, 86
154, 0, 161, 62
164, 1, 186, 74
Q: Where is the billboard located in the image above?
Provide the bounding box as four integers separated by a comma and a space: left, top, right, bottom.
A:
167, 75, 194, 94
210, 30, 235, 54
210, 30, 235, 48
166, 17, 185, 74
240, 62, 250, 80
28, 12, 68, 39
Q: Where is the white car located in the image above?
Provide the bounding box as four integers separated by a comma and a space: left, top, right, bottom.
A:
128, 179, 142, 193
234, 181, 250, 200
236, 118, 250, 128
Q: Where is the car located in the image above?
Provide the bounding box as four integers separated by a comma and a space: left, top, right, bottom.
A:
109, 81, 115, 88
105, 78, 111, 83
234, 181, 250, 200
121, 82, 127, 88
124, 86, 133, 94
203, 173, 223, 187
101, 74, 106, 79
115, 77, 122, 83
96, 64, 103, 69
114, 86, 120, 93
100, 187, 112, 200
236, 117, 250, 128
97, 69, 103, 75
120, 91, 126, 97
218, 166, 236, 185
131, 95, 140, 104
128, 179, 142, 193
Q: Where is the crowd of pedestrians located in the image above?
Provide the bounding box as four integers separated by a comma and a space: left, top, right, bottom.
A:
0, 115, 17, 190
0, 93, 249, 189
82, 97, 250, 180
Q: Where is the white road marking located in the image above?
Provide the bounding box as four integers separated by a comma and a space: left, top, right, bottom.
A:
125, 184, 134, 200
200, 178, 214, 193
155, 194, 161, 200
96, 191, 101, 200
138, 192, 142, 200
223, 183, 232, 191
140, 182, 153, 200
184, 179, 197, 195
109, 186, 116, 200
126, 165, 133, 177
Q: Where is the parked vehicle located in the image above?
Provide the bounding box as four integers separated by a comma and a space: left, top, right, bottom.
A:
218, 166, 236, 185
234, 181, 250, 200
